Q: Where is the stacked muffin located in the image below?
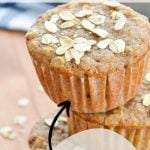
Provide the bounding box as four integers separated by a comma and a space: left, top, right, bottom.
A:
26, 1, 150, 149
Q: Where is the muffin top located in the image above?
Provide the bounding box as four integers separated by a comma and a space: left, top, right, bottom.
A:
26, 1, 150, 75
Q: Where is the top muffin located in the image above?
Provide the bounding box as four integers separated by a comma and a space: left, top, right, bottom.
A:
26, 1, 150, 75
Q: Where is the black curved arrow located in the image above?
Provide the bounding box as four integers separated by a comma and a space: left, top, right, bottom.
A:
48, 100, 71, 150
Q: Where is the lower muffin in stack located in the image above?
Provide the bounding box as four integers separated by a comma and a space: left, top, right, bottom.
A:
69, 73, 150, 150
28, 72, 150, 150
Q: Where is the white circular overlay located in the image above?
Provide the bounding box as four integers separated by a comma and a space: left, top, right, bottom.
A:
54, 129, 136, 150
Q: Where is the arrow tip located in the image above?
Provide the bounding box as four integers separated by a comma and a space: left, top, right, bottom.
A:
58, 100, 71, 117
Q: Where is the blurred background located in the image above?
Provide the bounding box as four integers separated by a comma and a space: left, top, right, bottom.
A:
0, 3, 59, 150
0, 1, 149, 150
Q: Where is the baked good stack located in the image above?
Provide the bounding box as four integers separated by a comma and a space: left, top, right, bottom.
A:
26, 1, 150, 149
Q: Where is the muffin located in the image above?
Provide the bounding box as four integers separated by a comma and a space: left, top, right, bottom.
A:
29, 113, 68, 149
26, 1, 150, 113
68, 72, 150, 150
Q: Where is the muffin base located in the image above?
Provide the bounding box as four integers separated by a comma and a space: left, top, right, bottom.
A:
32, 52, 149, 113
